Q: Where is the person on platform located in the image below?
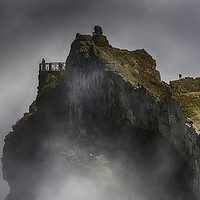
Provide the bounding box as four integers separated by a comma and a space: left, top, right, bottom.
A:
42, 58, 46, 70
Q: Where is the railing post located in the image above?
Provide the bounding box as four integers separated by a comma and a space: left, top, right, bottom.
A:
59, 63, 62, 71
42, 64, 45, 71
49, 63, 52, 71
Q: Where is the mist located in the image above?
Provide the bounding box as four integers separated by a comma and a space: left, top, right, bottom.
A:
24, 128, 194, 200
3, 61, 194, 200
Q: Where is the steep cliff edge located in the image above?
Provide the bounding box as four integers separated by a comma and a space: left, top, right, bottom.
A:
2, 26, 200, 200
170, 77, 200, 135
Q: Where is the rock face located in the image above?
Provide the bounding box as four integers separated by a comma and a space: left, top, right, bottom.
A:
2, 26, 200, 200
170, 77, 200, 95
170, 77, 200, 135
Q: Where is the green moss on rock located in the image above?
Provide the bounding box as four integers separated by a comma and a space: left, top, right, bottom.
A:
38, 73, 60, 98
174, 92, 200, 134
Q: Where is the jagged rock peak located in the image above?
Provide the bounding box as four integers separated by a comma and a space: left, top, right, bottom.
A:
2, 25, 200, 200
94, 25, 103, 35
75, 25, 110, 47
92, 25, 109, 47
67, 26, 164, 100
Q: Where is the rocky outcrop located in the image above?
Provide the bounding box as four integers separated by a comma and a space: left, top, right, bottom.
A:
170, 77, 200, 95
2, 26, 200, 200
170, 77, 200, 134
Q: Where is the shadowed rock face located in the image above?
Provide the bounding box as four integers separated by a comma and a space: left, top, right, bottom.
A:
2, 26, 200, 200
92, 25, 110, 47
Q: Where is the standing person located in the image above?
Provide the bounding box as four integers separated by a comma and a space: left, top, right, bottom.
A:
42, 58, 46, 70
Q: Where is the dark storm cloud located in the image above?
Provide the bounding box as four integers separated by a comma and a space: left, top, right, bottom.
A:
1, 0, 199, 57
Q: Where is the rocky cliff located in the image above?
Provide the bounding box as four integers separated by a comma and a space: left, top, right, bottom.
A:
2, 26, 200, 200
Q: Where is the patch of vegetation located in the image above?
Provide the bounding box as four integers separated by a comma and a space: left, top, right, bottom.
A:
39, 73, 59, 98
175, 92, 200, 119
174, 92, 200, 134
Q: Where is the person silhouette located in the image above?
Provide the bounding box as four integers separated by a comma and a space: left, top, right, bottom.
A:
42, 58, 46, 70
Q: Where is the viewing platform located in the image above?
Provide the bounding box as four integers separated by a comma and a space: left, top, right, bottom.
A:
39, 62, 65, 71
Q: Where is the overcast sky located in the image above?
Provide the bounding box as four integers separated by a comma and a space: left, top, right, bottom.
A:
1, 0, 200, 198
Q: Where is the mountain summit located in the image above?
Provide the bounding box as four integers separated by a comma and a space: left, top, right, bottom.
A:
2, 26, 200, 200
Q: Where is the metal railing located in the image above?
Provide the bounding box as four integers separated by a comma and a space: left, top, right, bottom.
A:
39, 62, 66, 71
